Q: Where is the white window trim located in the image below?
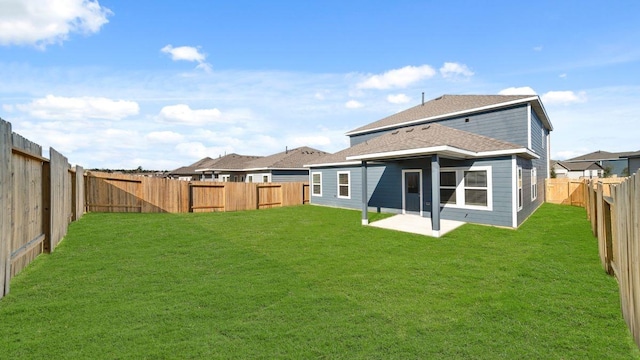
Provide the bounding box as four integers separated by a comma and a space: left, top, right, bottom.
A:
311, 172, 322, 197
531, 167, 538, 201
337, 171, 351, 199
440, 166, 493, 211
517, 166, 523, 211
247, 175, 253, 183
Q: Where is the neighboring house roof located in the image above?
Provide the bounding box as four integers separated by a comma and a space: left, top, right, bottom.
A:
553, 160, 603, 172
621, 151, 640, 159
168, 157, 215, 176
196, 153, 263, 172
244, 146, 329, 170
307, 123, 537, 166
346, 94, 552, 136
565, 150, 639, 162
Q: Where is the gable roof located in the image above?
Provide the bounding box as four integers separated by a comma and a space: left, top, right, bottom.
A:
346, 94, 552, 136
307, 123, 537, 166
553, 160, 603, 171
244, 146, 329, 170
195, 153, 262, 172
168, 156, 215, 175
565, 150, 639, 162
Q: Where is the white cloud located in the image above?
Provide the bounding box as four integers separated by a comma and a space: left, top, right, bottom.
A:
357, 65, 436, 90
345, 100, 364, 109
559, 73, 567, 78
533, 46, 543, 52
541, 90, 587, 104
158, 104, 226, 125
15, 95, 139, 120
161, 44, 212, 72
175, 142, 225, 159
498, 86, 538, 95
146, 131, 184, 144
439, 62, 474, 78
0, 0, 111, 48
386, 93, 411, 104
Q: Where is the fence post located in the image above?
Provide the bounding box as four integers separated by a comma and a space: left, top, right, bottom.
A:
0, 120, 12, 298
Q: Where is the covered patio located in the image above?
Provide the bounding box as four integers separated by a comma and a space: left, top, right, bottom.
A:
368, 214, 466, 237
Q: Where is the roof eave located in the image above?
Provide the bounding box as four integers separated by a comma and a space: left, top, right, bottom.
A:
345, 96, 544, 137
345, 146, 539, 161
304, 161, 362, 168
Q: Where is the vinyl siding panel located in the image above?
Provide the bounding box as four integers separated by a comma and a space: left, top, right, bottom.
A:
629, 158, 640, 175
311, 156, 516, 228
438, 157, 513, 227
350, 105, 530, 147
271, 170, 309, 182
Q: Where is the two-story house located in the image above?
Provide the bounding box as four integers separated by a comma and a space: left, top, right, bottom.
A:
306, 95, 552, 237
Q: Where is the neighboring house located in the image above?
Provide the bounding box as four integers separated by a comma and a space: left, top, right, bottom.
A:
241, 146, 329, 183
194, 147, 329, 182
167, 157, 216, 181
564, 150, 636, 177
552, 160, 603, 179
622, 151, 640, 176
306, 94, 552, 236
196, 153, 263, 182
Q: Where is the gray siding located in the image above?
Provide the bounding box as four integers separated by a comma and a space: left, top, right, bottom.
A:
311, 156, 516, 228
629, 158, 640, 176
271, 169, 309, 182
350, 105, 530, 148
438, 157, 514, 227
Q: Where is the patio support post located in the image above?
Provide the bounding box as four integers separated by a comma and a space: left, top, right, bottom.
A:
431, 154, 441, 237
361, 161, 368, 225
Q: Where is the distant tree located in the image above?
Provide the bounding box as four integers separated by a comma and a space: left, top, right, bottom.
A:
622, 167, 630, 177
550, 167, 557, 179
603, 166, 613, 178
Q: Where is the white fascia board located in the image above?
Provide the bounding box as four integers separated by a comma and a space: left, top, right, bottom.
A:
242, 167, 307, 171
304, 161, 362, 168
346, 146, 539, 161
345, 96, 540, 136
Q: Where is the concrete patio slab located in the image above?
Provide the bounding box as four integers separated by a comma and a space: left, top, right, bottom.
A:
368, 214, 465, 237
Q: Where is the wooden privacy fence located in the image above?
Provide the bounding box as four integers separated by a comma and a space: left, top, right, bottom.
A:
545, 178, 588, 206
0, 119, 84, 299
85, 171, 309, 213
582, 172, 640, 347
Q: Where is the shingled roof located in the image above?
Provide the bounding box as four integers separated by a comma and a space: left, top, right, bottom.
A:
307, 123, 536, 166
168, 156, 216, 175
244, 146, 329, 170
565, 150, 639, 162
346, 94, 552, 136
195, 153, 262, 171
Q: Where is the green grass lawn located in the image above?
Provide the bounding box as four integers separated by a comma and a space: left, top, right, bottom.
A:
1, 203, 638, 359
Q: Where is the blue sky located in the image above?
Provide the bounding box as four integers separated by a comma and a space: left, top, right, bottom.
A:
0, 0, 638, 169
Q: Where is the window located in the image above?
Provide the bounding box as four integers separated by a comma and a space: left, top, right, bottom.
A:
247, 175, 253, 183
337, 171, 350, 199
531, 167, 537, 201
517, 166, 523, 211
440, 171, 457, 205
464, 170, 488, 207
440, 167, 492, 210
263, 175, 269, 183
311, 172, 322, 196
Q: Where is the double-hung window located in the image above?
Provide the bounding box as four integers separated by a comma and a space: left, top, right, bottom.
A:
517, 166, 523, 211
440, 166, 492, 210
311, 172, 322, 196
337, 171, 350, 199
531, 167, 537, 201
